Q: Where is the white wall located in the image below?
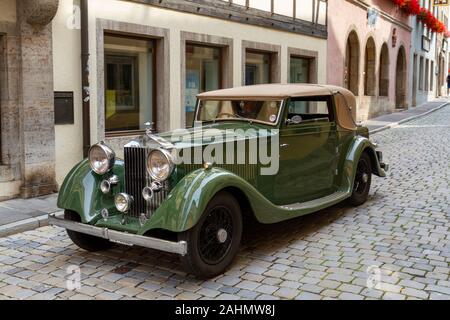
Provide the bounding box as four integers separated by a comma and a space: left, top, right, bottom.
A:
52, 0, 327, 186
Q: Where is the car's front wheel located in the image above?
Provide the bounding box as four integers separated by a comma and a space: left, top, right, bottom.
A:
64, 210, 113, 252
348, 152, 372, 206
178, 191, 242, 279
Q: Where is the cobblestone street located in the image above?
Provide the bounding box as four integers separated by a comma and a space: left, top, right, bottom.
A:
0, 106, 449, 300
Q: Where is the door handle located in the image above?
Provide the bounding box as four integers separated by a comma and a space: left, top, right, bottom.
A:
280, 143, 289, 148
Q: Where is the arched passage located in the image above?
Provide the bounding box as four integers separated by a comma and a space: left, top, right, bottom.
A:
379, 43, 389, 96
364, 37, 376, 96
395, 46, 407, 109
345, 31, 360, 96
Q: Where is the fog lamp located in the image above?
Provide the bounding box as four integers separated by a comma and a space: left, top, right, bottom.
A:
115, 193, 133, 213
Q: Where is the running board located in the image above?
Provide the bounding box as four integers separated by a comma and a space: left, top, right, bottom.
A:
280, 191, 349, 211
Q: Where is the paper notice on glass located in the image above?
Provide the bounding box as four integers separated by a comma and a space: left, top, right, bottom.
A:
186, 70, 200, 113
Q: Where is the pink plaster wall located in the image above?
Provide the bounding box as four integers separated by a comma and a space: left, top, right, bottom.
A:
327, 0, 412, 119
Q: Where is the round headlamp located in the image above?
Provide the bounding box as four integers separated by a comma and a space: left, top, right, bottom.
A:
146, 149, 174, 182
88, 142, 115, 175
115, 193, 133, 213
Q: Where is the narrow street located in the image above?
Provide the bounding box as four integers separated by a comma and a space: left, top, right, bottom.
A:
0, 106, 449, 300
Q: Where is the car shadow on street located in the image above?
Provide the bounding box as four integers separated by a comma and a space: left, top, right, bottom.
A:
67, 200, 361, 282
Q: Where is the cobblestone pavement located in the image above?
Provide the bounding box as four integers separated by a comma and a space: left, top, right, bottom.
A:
0, 106, 449, 300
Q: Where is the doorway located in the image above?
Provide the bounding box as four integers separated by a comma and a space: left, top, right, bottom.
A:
395, 46, 407, 109
344, 31, 360, 96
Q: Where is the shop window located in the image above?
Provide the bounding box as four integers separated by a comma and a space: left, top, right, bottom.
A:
290, 56, 311, 83
245, 51, 271, 85
185, 44, 222, 127
419, 56, 424, 90
104, 34, 155, 133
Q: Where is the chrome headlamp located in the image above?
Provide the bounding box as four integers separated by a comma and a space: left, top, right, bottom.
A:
88, 142, 115, 175
146, 149, 174, 182
115, 193, 133, 213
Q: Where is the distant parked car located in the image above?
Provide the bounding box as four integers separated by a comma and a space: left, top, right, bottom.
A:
50, 84, 388, 278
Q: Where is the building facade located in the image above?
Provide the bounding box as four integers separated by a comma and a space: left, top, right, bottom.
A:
327, 0, 412, 121
0, 0, 59, 200
408, 0, 449, 107
49, 0, 329, 187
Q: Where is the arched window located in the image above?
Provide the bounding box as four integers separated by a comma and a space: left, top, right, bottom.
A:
345, 31, 360, 96
379, 43, 390, 97
364, 37, 376, 96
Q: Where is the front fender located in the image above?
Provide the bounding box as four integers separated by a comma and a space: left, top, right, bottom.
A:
57, 159, 124, 223
341, 136, 386, 193
140, 168, 246, 234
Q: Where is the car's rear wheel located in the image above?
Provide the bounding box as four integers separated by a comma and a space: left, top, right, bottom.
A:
178, 191, 242, 279
348, 152, 372, 206
64, 210, 113, 252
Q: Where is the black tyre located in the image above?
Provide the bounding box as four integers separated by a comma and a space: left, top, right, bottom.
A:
178, 191, 243, 279
64, 210, 113, 252
348, 152, 372, 206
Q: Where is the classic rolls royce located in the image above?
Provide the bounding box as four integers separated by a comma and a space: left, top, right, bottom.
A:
50, 84, 389, 278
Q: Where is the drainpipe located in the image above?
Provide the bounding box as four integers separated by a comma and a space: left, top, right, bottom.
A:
81, 0, 90, 158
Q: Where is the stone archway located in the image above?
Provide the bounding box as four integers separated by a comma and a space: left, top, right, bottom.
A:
345, 31, 360, 96
395, 46, 407, 109
364, 37, 376, 96
379, 43, 389, 97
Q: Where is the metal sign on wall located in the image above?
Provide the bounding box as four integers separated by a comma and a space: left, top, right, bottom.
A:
367, 8, 379, 27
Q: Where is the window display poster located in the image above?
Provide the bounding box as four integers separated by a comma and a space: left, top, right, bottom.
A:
186, 70, 200, 113
106, 90, 117, 119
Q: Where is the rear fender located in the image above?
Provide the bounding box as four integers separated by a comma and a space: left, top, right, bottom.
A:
341, 136, 386, 193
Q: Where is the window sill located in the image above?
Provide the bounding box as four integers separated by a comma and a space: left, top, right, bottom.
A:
105, 130, 147, 138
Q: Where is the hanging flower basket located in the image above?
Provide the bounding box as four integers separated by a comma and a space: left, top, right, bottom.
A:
390, 0, 449, 37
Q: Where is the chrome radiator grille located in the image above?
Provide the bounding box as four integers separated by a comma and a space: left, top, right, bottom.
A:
124, 147, 169, 218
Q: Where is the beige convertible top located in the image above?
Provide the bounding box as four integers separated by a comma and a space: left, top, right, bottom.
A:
197, 84, 357, 130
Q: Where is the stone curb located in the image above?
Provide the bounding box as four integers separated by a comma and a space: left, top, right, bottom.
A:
0, 101, 448, 239
369, 101, 449, 134
0, 211, 63, 238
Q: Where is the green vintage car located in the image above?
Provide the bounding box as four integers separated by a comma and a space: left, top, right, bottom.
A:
50, 84, 388, 278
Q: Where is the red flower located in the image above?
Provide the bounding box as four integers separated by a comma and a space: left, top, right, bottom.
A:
390, 0, 448, 36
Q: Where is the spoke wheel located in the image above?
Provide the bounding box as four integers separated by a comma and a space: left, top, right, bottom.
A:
178, 191, 242, 278
199, 207, 233, 265
354, 158, 370, 195
348, 152, 372, 207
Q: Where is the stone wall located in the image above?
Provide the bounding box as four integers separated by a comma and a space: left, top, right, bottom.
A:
0, 0, 58, 200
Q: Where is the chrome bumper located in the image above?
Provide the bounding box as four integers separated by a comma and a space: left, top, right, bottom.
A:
48, 213, 187, 256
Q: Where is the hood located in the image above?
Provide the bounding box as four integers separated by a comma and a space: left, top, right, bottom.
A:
140, 122, 278, 150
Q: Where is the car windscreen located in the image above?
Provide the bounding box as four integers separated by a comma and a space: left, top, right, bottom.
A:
196, 100, 283, 125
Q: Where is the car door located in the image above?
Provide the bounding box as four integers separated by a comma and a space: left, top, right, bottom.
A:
273, 96, 338, 205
